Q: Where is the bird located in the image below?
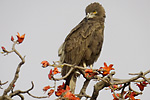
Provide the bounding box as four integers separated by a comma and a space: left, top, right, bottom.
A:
58, 2, 106, 93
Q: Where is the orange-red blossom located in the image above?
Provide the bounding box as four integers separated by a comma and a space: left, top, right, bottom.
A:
48, 67, 61, 80
11, 36, 14, 41
1, 46, 7, 52
55, 82, 65, 97
41, 61, 50, 68
84, 69, 98, 77
43, 85, 51, 92
99, 62, 114, 76
136, 81, 148, 91
48, 89, 54, 97
53, 67, 61, 74
125, 91, 140, 100
55, 84, 80, 99
63, 85, 80, 100
16, 32, 25, 43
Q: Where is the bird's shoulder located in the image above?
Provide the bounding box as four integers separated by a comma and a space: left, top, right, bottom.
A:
65, 18, 101, 41
63, 18, 102, 53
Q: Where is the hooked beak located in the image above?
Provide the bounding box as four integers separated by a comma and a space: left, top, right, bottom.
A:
86, 12, 96, 19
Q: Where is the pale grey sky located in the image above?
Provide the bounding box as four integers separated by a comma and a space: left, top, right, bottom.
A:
0, 0, 150, 100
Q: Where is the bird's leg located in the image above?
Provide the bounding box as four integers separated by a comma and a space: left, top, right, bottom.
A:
83, 62, 87, 68
90, 64, 93, 69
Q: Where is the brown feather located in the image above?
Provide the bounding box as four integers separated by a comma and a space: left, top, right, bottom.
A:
58, 2, 106, 92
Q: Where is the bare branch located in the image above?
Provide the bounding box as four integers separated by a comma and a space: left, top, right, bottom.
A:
112, 71, 145, 85
90, 72, 115, 100
129, 83, 142, 95
27, 92, 48, 99
53, 67, 74, 81
8, 81, 48, 99
0, 81, 8, 89
120, 83, 129, 98
17, 94, 24, 100
78, 79, 91, 99
3, 51, 25, 97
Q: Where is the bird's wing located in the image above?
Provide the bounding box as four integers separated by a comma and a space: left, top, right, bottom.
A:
58, 19, 85, 63
62, 18, 101, 65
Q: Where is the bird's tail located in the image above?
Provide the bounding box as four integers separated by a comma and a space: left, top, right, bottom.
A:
61, 65, 78, 93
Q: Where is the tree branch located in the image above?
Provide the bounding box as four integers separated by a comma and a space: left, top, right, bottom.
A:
2, 42, 25, 99
112, 70, 150, 85
0, 81, 8, 89
78, 79, 91, 99
90, 71, 115, 100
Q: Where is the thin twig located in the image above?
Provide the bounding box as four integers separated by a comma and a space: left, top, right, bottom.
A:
120, 83, 129, 98
53, 67, 74, 81
0, 81, 8, 89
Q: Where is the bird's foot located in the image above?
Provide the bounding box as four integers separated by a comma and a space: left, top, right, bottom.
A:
90, 65, 93, 69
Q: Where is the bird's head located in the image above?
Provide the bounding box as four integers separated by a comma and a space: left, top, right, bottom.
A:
85, 2, 105, 20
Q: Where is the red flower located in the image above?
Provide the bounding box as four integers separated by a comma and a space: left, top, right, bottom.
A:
1, 46, 5, 50
48, 89, 54, 97
11, 36, 14, 41
100, 62, 114, 76
16, 32, 25, 43
125, 91, 140, 100
41, 61, 49, 68
64, 91, 75, 99
84, 69, 97, 77
57, 82, 65, 89
112, 91, 126, 100
13, 84, 15, 87
55, 90, 65, 97
63, 85, 80, 100
129, 91, 140, 100
47, 67, 60, 80
136, 81, 148, 91
110, 85, 122, 92
85, 69, 93, 73
124, 91, 130, 99
1, 46, 7, 52
55, 82, 65, 96
48, 69, 53, 79
112, 93, 120, 100
53, 67, 61, 74
43, 85, 51, 92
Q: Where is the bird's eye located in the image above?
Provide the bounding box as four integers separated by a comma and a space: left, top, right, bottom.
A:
93, 11, 97, 14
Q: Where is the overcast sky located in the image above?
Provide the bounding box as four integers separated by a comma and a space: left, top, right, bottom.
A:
0, 0, 150, 100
